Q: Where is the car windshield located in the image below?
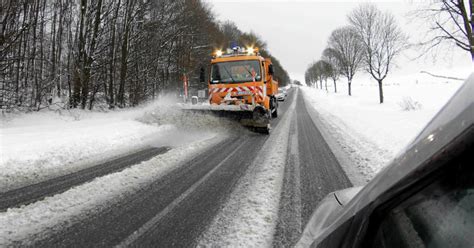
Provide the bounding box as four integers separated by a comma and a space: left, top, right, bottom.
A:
1, 1, 471, 247
210, 60, 261, 84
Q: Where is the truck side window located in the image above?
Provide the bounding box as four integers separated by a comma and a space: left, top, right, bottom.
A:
372, 163, 474, 248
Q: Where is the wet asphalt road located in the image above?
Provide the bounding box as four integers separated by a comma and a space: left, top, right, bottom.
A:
12, 88, 352, 247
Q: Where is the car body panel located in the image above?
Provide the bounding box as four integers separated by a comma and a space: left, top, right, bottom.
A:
297, 187, 362, 247
333, 186, 363, 206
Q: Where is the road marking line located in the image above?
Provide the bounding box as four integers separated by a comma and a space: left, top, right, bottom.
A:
116, 141, 247, 247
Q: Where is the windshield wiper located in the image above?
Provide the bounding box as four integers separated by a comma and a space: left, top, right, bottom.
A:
243, 67, 257, 81
222, 65, 236, 83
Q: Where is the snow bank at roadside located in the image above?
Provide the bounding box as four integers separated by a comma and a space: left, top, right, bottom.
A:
198, 91, 297, 247
302, 68, 471, 182
0, 133, 226, 246
0, 96, 237, 192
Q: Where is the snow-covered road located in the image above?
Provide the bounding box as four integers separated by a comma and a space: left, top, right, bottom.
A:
0, 87, 355, 247
3, 72, 463, 246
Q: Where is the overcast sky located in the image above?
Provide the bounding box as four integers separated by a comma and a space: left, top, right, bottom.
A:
204, 0, 471, 83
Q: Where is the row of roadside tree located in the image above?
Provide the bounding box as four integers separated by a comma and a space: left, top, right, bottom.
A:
305, 2, 473, 104
1, 0, 290, 112
305, 3, 407, 104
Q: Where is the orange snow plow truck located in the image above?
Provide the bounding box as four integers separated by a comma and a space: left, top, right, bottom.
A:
181, 46, 279, 134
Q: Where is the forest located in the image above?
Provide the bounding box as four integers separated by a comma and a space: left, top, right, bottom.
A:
1, 0, 290, 112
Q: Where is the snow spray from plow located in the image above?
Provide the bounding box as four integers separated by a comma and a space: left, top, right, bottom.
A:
178, 103, 271, 134
137, 100, 246, 134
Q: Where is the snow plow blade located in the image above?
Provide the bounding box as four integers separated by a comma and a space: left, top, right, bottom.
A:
178, 103, 271, 134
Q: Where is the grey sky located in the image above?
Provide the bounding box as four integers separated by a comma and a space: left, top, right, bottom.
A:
205, 0, 471, 83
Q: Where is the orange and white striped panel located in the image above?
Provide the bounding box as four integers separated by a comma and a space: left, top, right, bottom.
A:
209, 85, 265, 100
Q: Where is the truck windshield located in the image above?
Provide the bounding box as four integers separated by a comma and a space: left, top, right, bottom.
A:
210, 60, 262, 84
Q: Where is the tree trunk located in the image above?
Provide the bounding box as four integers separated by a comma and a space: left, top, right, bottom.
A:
324, 79, 328, 92
82, 0, 103, 109
378, 80, 384, 104
108, 0, 121, 108
333, 79, 337, 93
51, 2, 57, 98
348, 81, 352, 96
118, 0, 133, 108
30, 0, 40, 108
37, 0, 46, 110
72, 0, 87, 108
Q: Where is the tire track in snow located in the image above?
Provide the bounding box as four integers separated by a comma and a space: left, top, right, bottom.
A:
0, 147, 170, 212
296, 90, 352, 229
272, 105, 303, 247
118, 141, 247, 247
197, 89, 297, 247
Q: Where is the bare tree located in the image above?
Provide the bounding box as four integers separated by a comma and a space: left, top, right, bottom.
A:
315, 60, 331, 91
417, 0, 473, 60
305, 60, 329, 90
322, 48, 341, 93
305, 62, 318, 88
327, 26, 364, 96
304, 72, 310, 86
220, 21, 242, 45
349, 3, 407, 103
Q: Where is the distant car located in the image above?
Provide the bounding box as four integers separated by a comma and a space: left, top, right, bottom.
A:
297, 75, 474, 248
282, 88, 288, 97
276, 89, 286, 101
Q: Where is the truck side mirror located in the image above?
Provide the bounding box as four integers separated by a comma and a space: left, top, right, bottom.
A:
199, 67, 205, 83
268, 64, 274, 75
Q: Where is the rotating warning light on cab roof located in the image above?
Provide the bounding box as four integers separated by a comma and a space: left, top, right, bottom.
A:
214, 46, 259, 58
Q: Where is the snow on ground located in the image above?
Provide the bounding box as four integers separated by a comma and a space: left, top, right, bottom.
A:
198, 91, 297, 247
0, 133, 226, 246
0, 96, 237, 192
302, 68, 471, 183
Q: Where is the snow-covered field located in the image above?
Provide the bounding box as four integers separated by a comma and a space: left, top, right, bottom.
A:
302, 68, 472, 183
0, 96, 233, 192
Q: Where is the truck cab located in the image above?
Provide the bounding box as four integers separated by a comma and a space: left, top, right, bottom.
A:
207, 47, 279, 118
